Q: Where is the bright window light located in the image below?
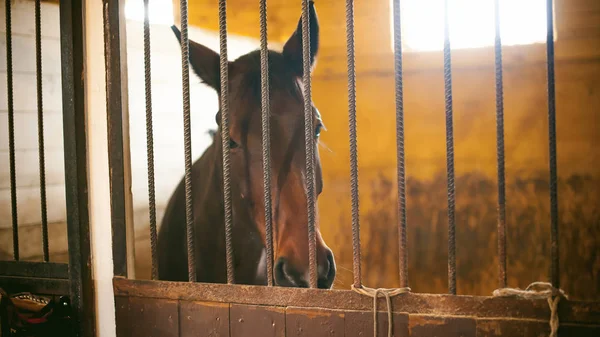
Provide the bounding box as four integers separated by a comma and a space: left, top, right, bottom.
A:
391, 0, 549, 52
125, 0, 174, 25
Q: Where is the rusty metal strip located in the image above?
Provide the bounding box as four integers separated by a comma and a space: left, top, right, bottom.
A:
301, 0, 318, 290
443, 0, 456, 295
345, 0, 361, 289
112, 278, 600, 324
545, 0, 559, 289
5, 0, 19, 261
391, 0, 408, 289
493, 0, 507, 289
259, 0, 274, 286
218, 0, 235, 285
143, 0, 158, 281
35, 0, 50, 262
179, 0, 197, 283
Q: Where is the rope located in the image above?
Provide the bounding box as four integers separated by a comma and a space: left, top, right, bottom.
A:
493, 282, 567, 337
352, 285, 411, 337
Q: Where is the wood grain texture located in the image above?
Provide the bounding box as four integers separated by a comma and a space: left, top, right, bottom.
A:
128, 297, 179, 337
230, 304, 285, 337
345, 310, 408, 337
179, 301, 230, 337
285, 307, 345, 337
114, 296, 130, 337
410, 315, 476, 337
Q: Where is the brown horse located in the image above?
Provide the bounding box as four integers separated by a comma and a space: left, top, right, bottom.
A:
157, 2, 336, 289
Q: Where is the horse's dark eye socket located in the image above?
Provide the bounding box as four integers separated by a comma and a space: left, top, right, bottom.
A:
229, 138, 239, 149
315, 124, 323, 138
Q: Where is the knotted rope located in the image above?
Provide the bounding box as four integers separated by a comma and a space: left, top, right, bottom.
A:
493, 282, 567, 337
352, 285, 411, 337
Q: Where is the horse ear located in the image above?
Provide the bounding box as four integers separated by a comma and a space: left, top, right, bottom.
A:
171, 25, 220, 91
282, 1, 319, 77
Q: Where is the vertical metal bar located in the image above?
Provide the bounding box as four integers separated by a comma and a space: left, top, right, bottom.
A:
60, 0, 95, 335
35, 0, 50, 262
259, 0, 274, 286
219, 0, 235, 284
392, 0, 408, 288
545, 0, 559, 288
494, 0, 507, 289
443, 0, 456, 295
345, 0, 361, 289
301, 0, 317, 289
5, 0, 19, 261
143, 0, 158, 280
103, 0, 128, 278
179, 0, 197, 282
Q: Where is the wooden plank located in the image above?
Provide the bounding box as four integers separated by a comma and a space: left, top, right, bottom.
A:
128, 296, 179, 337
179, 301, 229, 337
113, 278, 600, 325
345, 310, 408, 337
230, 304, 284, 337
410, 315, 476, 337
559, 324, 600, 337
114, 296, 130, 337
285, 307, 344, 337
476, 318, 549, 337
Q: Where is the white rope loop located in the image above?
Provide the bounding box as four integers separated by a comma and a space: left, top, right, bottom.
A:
493, 282, 567, 337
352, 284, 411, 337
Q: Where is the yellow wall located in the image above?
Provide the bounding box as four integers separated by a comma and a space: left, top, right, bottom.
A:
181, 0, 600, 299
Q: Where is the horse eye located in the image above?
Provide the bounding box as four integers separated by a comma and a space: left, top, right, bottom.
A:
229, 138, 239, 149
315, 124, 323, 138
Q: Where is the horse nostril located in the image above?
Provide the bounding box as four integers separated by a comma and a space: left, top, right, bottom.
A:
318, 249, 336, 289
274, 258, 305, 288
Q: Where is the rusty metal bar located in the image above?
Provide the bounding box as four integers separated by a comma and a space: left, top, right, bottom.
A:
392, 0, 408, 288
60, 0, 95, 334
259, 0, 274, 286
179, 0, 197, 283
35, 0, 50, 262
218, 0, 235, 284
302, 0, 317, 289
545, 0, 559, 288
443, 0, 456, 295
103, 0, 128, 278
5, 0, 19, 261
143, 0, 158, 280
345, 0, 361, 289
494, 0, 507, 289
